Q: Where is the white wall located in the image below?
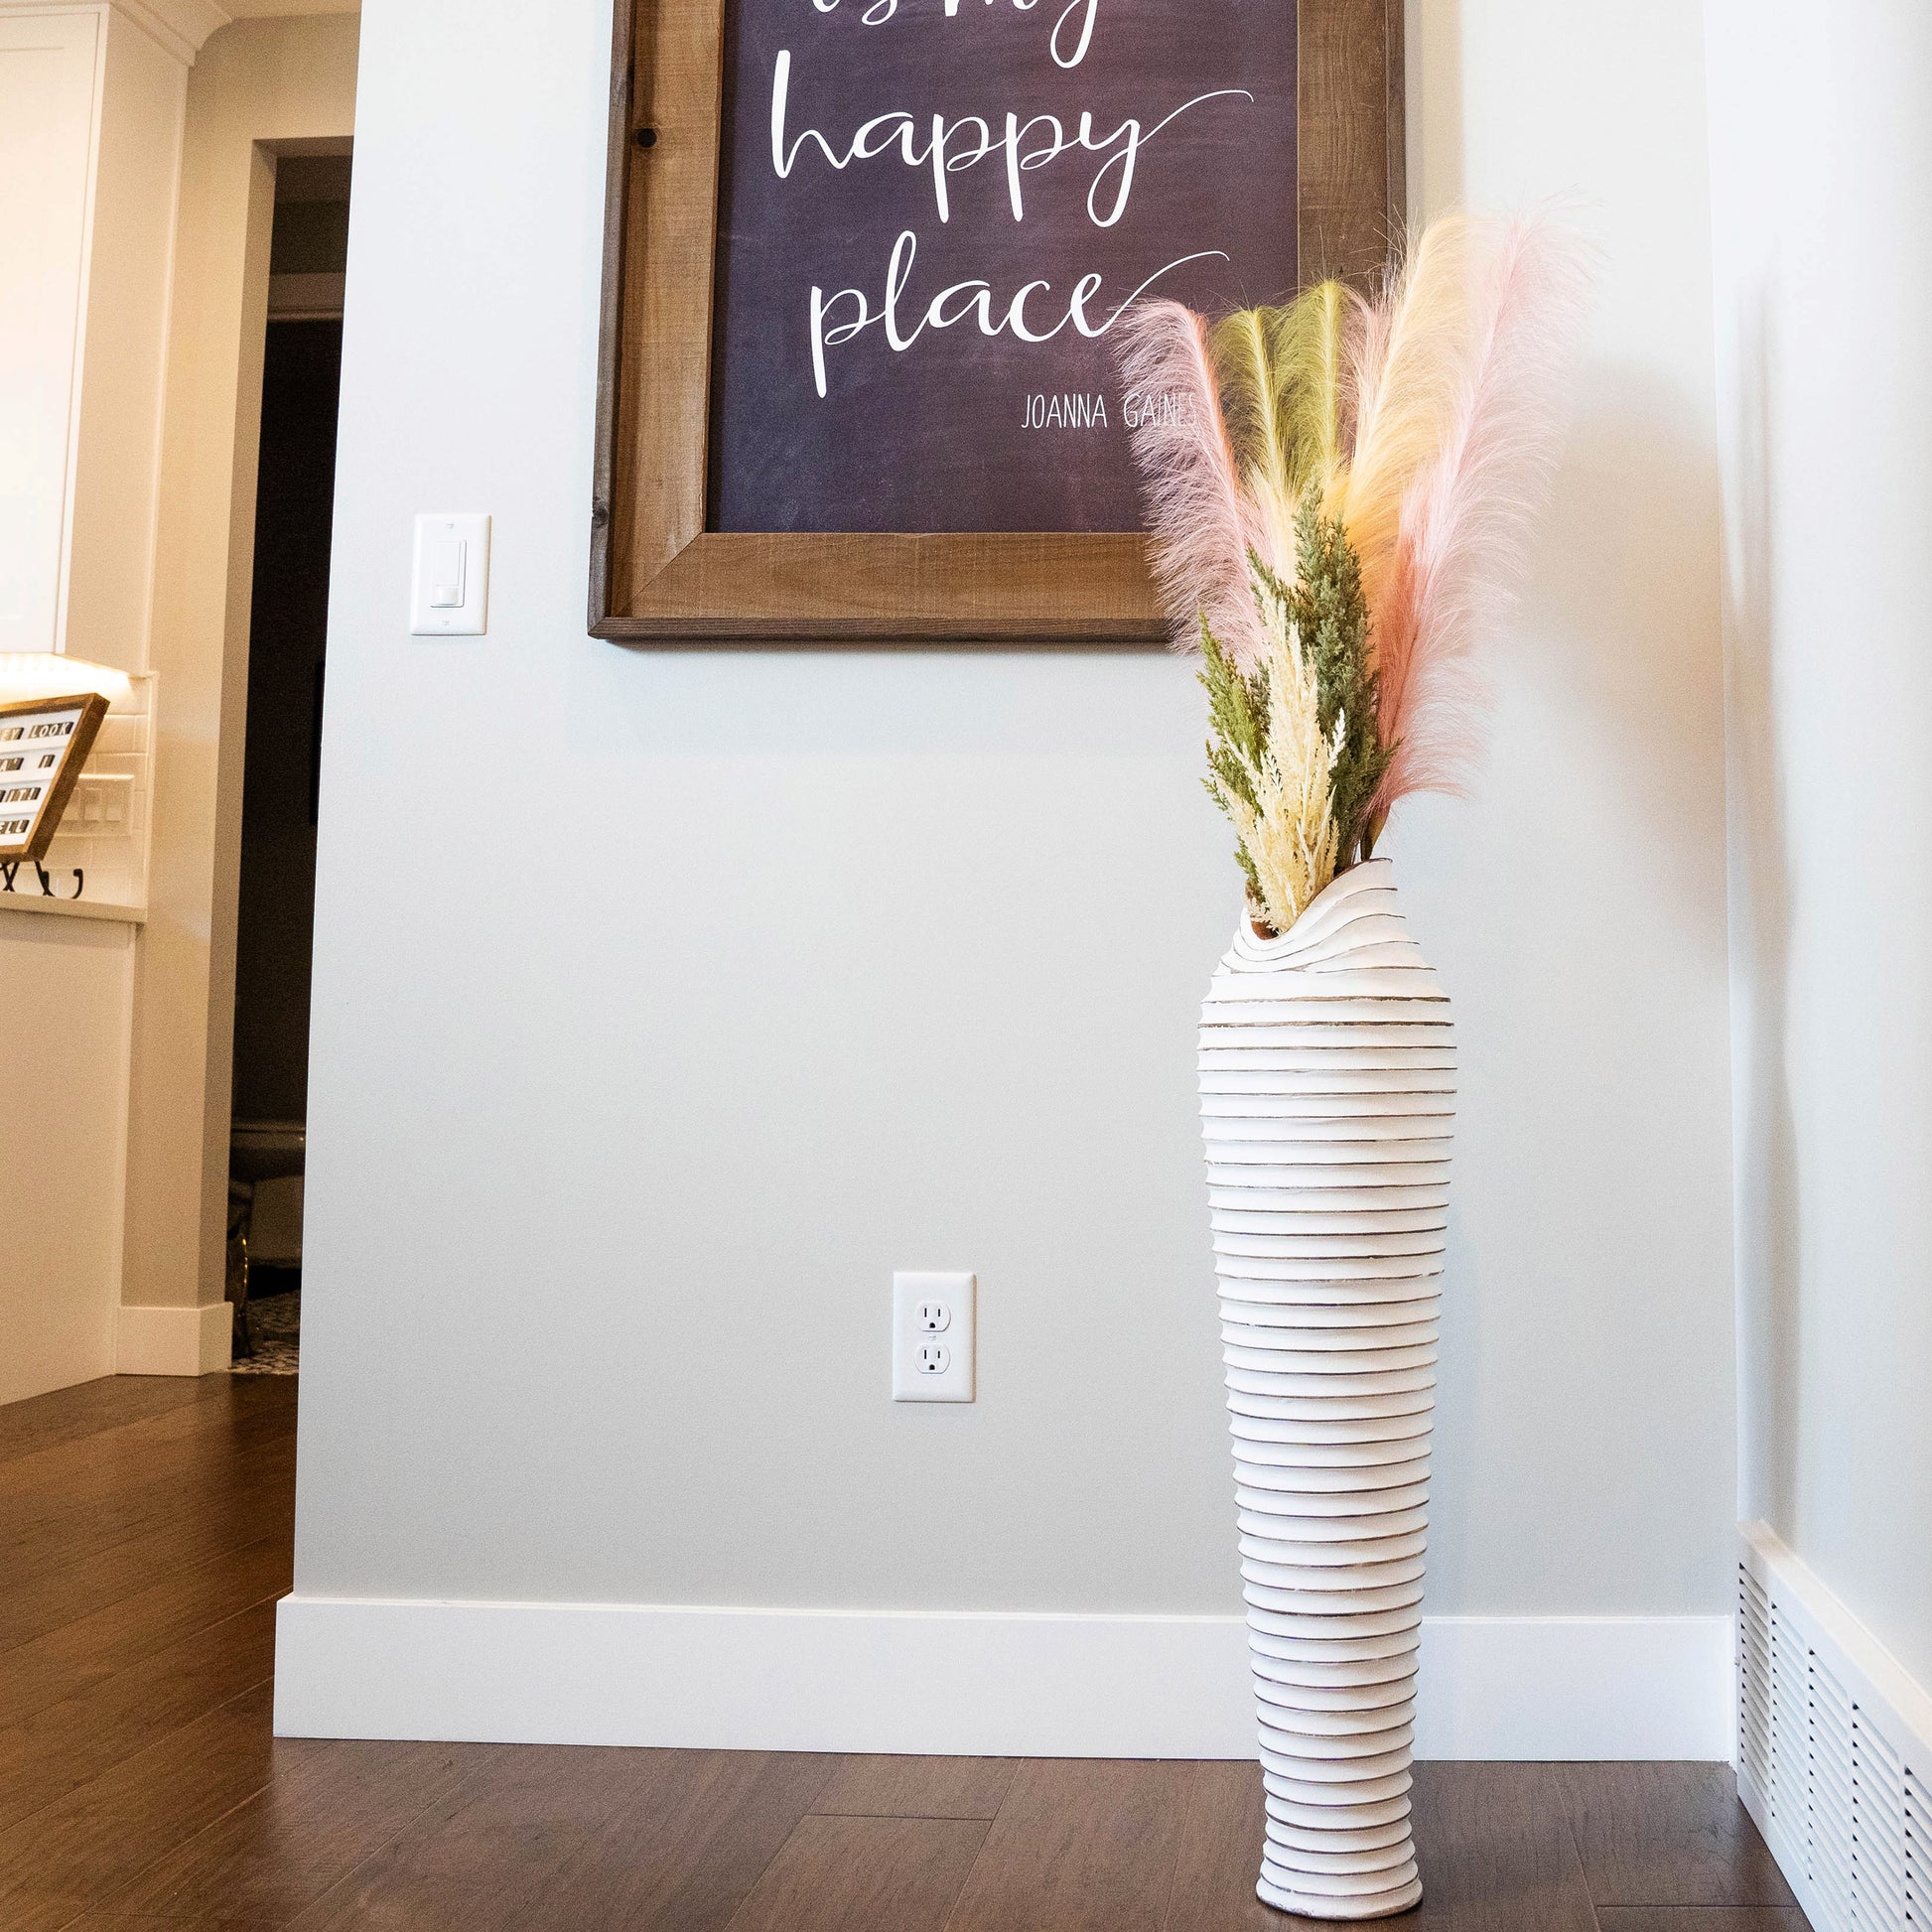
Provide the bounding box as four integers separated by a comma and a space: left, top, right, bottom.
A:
1707, 0, 1932, 1690
291, 0, 1734, 1713
67, 9, 190, 676
0, 2, 186, 1403
0, 6, 359, 1399
1398, 2, 1737, 1614
0, 919, 133, 1404
0, 8, 99, 660
126, 11, 358, 1336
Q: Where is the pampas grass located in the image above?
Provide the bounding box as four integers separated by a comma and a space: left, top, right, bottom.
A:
1201, 573, 1341, 934
1113, 302, 1268, 668
1119, 207, 1591, 928
1213, 280, 1350, 577
1365, 215, 1594, 825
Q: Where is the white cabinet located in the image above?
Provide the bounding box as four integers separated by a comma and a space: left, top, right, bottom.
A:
0, 12, 101, 658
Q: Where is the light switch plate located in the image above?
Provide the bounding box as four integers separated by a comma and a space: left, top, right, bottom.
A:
893, 1272, 975, 1403
410, 514, 490, 635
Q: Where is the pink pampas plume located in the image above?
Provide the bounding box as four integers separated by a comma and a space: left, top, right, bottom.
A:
1114, 299, 1270, 667
1369, 213, 1594, 818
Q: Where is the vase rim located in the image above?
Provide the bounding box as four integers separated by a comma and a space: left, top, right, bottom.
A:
1243, 857, 1397, 940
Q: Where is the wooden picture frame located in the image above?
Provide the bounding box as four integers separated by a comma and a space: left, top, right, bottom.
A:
590, 0, 1405, 646
0, 692, 109, 866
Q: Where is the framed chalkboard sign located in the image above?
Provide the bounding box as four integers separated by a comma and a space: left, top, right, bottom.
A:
0, 692, 109, 864
591, 0, 1403, 644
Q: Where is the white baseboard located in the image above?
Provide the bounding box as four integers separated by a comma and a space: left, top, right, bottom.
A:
1737, 1522, 1932, 1932
274, 1597, 1731, 1760
115, 1301, 229, 1376
1421, 1614, 1732, 1759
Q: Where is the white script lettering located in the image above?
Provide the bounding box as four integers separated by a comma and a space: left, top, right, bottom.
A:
807, 228, 1228, 397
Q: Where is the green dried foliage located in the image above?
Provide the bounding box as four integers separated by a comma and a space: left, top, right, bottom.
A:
1198, 510, 1394, 931
1197, 616, 1266, 906
1281, 499, 1392, 865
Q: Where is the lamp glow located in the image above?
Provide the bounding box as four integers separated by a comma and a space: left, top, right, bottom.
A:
0, 652, 134, 708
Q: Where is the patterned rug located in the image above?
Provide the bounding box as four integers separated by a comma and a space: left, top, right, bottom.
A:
230, 1289, 300, 1375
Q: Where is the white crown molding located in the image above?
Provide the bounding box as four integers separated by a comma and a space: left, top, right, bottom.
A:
0, 0, 233, 64
0, 0, 362, 62
111, 0, 232, 64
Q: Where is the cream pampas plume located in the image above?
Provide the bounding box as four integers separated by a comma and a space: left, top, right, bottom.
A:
1368, 213, 1594, 817
1335, 215, 1478, 623
1114, 300, 1268, 666
1199, 571, 1342, 933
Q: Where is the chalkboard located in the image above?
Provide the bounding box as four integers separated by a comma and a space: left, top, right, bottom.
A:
590, 0, 1399, 643
706, 0, 1299, 535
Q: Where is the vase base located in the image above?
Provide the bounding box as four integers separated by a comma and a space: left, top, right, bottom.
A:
1257, 1873, 1423, 1919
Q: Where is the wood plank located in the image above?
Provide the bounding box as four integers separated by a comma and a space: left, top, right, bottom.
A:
723, 1813, 986, 1932
1298, 0, 1400, 288
0, 1374, 293, 1513
0, 1601, 277, 1834
0, 1444, 295, 1624
0, 1683, 279, 1928
0, 1403, 295, 1559
101, 1738, 499, 1926
45, 1917, 282, 1931
1399, 1762, 1598, 1932
0, 1442, 295, 1613
613, 0, 727, 605
0, 1881, 95, 1932
943, 1758, 1190, 1932
0, 1902, 158, 1932
0, 1373, 230, 1466
287, 1746, 842, 1931
1558, 1763, 1797, 1908
1162, 1760, 1280, 1932
0, 1532, 290, 1732
614, 531, 1164, 643
813, 1754, 1016, 1821
586, 0, 635, 632
1595, 1913, 1812, 1931
0, 1454, 293, 1654
1165, 1761, 1600, 1932
1384, 0, 1406, 235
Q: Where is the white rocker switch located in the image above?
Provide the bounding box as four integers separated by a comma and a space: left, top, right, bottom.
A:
429, 537, 466, 608
411, 514, 490, 635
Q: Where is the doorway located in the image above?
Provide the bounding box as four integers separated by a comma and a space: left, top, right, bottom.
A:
226, 150, 351, 1370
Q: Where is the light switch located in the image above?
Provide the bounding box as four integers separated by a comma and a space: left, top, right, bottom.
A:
429, 537, 466, 608
411, 514, 490, 635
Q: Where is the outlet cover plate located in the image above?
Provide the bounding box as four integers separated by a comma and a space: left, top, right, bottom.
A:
893, 1272, 975, 1403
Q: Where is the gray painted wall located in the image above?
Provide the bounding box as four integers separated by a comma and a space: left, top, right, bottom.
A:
294, 0, 1736, 1620
1708, 0, 1932, 1686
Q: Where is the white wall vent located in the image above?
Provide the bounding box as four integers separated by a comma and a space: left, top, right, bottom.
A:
1739, 1524, 1932, 1931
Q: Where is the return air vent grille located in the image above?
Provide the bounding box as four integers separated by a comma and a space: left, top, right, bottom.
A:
1738, 1538, 1926, 1931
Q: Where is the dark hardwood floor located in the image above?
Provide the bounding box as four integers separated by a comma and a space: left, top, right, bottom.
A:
0, 1373, 1807, 1931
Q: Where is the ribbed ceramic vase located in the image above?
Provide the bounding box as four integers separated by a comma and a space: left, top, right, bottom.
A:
1199, 856, 1453, 1920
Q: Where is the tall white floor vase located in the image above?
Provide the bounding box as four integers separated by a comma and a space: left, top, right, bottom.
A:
1199, 856, 1454, 1920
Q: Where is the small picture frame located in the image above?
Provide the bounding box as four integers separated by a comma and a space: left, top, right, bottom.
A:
0, 692, 110, 865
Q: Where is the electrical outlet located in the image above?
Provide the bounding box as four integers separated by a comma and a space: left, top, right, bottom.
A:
894, 1272, 974, 1402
